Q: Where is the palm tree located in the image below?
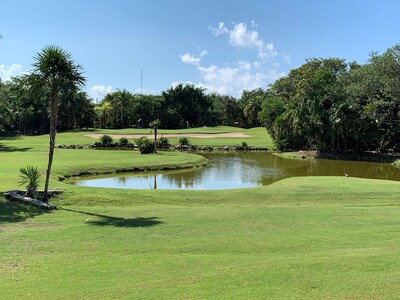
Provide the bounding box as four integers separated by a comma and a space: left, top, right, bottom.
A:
149, 119, 161, 153
19, 165, 41, 198
95, 101, 112, 128
30, 46, 85, 202
243, 96, 262, 127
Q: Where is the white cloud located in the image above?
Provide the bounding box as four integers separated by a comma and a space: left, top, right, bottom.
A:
0, 64, 23, 82
229, 22, 263, 49
196, 64, 284, 97
88, 85, 114, 100
179, 50, 208, 66
238, 61, 252, 71
210, 22, 279, 61
176, 21, 289, 98
209, 22, 229, 36
282, 54, 292, 64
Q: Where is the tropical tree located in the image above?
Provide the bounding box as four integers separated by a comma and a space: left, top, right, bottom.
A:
240, 89, 267, 127
94, 101, 112, 128
103, 89, 133, 128
59, 91, 95, 130
149, 119, 161, 153
161, 84, 210, 128
208, 93, 242, 126
29, 46, 85, 202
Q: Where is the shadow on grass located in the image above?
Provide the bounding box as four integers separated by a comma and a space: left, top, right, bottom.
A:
61, 207, 162, 228
0, 135, 21, 141
0, 197, 50, 224
64, 128, 99, 133
0, 144, 32, 152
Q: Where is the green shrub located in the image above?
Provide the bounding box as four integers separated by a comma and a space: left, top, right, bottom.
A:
100, 135, 113, 147
241, 141, 248, 147
119, 137, 129, 147
178, 136, 190, 146
135, 137, 154, 154
19, 165, 41, 198
158, 137, 170, 148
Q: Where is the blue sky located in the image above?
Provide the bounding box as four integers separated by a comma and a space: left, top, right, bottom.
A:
1, 0, 399, 99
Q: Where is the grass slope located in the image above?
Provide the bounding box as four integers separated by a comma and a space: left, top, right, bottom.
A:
1, 127, 400, 299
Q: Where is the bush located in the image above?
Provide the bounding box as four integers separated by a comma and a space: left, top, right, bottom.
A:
100, 135, 113, 147
119, 137, 129, 147
158, 137, 170, 148
241, 141, 248, 147
135, 137, 154, 154
19, 165, 41, 198
178, 136, 190, 146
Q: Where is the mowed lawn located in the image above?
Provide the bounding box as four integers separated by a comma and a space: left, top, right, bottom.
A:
1, 127, 400, 299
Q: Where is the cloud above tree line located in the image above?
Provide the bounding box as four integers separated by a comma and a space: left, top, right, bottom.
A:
178, 21, 290, 98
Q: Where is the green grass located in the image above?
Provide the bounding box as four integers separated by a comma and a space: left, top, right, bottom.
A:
1, 127, 400, 299
62, 126, 274, 148
273, 152, 301, 159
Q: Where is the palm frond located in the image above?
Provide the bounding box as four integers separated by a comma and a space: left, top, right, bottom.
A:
19, 165, 41, 187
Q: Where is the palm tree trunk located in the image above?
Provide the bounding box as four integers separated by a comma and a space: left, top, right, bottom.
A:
43, 95, 58, 202
154, 127, 157, 153
120, 102, 124, 128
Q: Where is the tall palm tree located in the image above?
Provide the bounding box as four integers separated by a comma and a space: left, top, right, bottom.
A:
30, 46, 85, 202
149, 119, 161, 153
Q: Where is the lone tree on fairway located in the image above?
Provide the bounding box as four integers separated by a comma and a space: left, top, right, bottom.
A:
30, 46, 85, 202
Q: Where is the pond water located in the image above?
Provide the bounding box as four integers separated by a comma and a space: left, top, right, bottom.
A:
69, 152, 400, 190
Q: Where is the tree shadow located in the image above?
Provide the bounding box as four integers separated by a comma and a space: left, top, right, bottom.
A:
60, 207, 162, 228
0, 135, 21, 141
65, 128, 99, 133
0, 144, 32, 152
0, 197, 50, 224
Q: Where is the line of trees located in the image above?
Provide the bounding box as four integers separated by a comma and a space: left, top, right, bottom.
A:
0, 81, 262, 135
258, 45, 400, 152
1, 44, 399, 152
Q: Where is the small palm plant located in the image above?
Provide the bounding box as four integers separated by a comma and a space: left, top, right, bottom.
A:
19, 166, 41, 198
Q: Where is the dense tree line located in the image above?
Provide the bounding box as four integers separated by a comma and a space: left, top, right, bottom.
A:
0, 80, 260, 134
0, 75, 95, 135
258, 45, 400, 152
1, 44, 399, 152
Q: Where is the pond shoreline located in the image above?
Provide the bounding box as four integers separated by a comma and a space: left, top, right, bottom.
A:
274, 150, 400, 165
59, 159, 210, 182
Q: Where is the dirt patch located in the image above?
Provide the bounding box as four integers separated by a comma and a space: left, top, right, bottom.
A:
85, 132, 250, 139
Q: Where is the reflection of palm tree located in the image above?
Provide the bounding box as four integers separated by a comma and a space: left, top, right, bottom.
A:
117, 176, 127, 185
153, 175, 157, 190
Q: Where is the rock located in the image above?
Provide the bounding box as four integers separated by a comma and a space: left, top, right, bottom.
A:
4, 190, 56, 210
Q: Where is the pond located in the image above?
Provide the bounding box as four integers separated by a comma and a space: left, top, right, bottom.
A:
69, 152, 400, 190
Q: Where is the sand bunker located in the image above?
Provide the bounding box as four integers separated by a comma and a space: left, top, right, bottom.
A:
85, 132, 250, 139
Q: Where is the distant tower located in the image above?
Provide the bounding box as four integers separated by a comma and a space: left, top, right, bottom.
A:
141, 68, 143, 94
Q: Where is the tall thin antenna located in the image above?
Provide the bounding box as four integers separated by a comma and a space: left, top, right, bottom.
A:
140, 68, 143, 94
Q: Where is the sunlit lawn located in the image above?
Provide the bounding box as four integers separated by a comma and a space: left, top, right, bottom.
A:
1, 127, 400, 299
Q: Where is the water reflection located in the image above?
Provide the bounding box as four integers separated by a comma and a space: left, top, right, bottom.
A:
70, 152, 400, 190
